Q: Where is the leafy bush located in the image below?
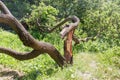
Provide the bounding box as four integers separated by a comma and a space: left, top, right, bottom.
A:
24, 2, 59, 31
4, 0, 31, 19
73, 39, 111, 53
99, 46, 120, 68
78, 0, 120, 45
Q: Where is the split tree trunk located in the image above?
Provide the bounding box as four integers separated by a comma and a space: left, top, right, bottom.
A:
64, 30, 74, 64
0, 1, 79, 67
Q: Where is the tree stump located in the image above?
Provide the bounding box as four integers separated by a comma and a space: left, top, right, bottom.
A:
60, 23, 78, 64
64, 30, 74, 64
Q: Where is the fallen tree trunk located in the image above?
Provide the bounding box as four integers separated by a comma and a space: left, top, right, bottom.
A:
0, 1, 79, 67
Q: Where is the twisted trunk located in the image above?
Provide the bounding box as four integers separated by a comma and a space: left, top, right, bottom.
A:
0, 1, 79, 67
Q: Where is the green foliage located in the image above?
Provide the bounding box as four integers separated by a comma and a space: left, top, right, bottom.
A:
73, 39, 111, 53
42, 0, 78, 17
99, 46, 120, 68
0, 29, 32, 52
24, 2, 59, 30
3, 0, 120, 47
80, 0, 120, 41
41, 0, 120, 46
1, 0, 120, 80
3, 0, 31, 19
0, 29, 120, 80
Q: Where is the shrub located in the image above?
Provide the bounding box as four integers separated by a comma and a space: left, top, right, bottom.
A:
99, 46, 120, 68
24, 2, 59, 31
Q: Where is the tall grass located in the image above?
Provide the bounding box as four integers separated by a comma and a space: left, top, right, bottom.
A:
0, 29, 119, 80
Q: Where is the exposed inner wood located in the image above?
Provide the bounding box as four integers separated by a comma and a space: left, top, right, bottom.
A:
64, 30, 74, 64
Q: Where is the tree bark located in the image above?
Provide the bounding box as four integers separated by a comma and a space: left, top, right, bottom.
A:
0, 1, 79, 67
64, 30, 74, 64
60, 16, 79, 64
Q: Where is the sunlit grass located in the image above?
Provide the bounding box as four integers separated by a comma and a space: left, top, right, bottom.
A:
0, 29, 119, 80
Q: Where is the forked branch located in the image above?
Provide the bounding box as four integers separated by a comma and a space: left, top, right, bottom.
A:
0, 1, 79, 67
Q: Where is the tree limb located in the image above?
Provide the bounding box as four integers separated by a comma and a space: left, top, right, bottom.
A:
0, 47, 42, 60
0, 1, 65, 67
60, 16, 80, 38
0, 1, 12, 15
33, 16, 79, 33
48, 16, 79, 33
0, 1, 80, 67
73, 32, 100, 45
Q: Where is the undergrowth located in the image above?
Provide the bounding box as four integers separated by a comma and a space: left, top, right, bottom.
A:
0, 29, 119, 80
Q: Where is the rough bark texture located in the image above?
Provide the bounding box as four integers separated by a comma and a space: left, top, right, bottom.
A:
64, 30, 74, 64
60, 16, 79, 64
0, 1, 79, 67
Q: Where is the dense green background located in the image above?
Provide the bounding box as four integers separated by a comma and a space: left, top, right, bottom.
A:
0, 0, 120, 80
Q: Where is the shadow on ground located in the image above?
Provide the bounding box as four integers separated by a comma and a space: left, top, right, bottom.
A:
21, 68, 55, 80
0, 70, 23, 80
